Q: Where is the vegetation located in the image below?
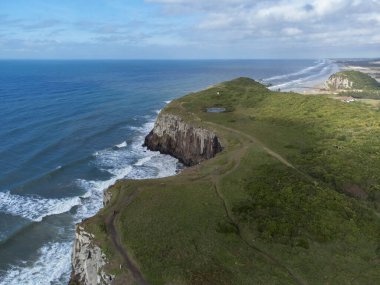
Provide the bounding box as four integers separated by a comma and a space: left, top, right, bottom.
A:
340, 90, 380, 99
83, 78, 380, 284
329, 70, 380, 90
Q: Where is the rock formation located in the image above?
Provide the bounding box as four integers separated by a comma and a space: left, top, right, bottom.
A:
71, 112, 222, 284
326, 74, 354, 90
144, 113, 223, 166
71, 226, 114, 285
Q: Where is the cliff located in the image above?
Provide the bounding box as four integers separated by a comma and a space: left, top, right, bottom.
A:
326, 70, 380, 90
70, 112, 222, 284
68, 78, 380, 284
326, 74, 353, 90
70, 225, 114, 285
144, 113, 223, 166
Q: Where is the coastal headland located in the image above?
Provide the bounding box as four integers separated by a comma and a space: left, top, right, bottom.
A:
70, 76, 380, 285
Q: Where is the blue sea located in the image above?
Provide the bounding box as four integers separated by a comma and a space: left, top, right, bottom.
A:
0, 59, 339, 284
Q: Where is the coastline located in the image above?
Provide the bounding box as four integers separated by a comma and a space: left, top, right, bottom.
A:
70, 76, 380, 285
301, 59, 380, 95
68, 60, 348, 283
1, 59, 333, 285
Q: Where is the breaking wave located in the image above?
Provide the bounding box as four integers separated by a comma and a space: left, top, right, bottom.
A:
0, 114, 179, 285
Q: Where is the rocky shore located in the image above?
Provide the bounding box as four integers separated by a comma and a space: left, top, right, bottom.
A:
70, 110, 222, 284
70, 226, 114, 285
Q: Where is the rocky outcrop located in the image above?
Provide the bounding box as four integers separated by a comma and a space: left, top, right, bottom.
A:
103, 189, 112, 207
71, 226, 114, 285
326, 74, 353, 90
144, 113, 222, 166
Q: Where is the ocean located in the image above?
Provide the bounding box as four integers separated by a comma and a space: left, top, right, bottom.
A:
0, 59, 339, 284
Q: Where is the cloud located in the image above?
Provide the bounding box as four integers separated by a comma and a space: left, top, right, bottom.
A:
0, 0, 379, 58
21, 19, 62, 30
149, 0, 380, 47
283, 27, 302, 36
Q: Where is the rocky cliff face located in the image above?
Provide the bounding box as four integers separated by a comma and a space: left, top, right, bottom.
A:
144, 113, 222, 166
326, 74, 354, 90
71, 226, 114, 285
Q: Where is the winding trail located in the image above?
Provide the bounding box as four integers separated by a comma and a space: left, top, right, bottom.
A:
178, 103, 312, 284
210, 145, 308, 285
106, 191, 150, 285
106, 103, 311, 285
205, 120, 317, 184
212, 149, 307, 285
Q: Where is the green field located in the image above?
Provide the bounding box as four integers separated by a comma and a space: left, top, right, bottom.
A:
83, 78, 380, 285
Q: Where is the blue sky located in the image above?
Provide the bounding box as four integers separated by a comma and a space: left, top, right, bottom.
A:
0, 0, 379, 59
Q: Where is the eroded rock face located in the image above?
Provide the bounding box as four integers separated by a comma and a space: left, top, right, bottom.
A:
103, 189, 112, 207
144, 113, 223, 166
71, 226, 114, 285
326, 75, 354, 90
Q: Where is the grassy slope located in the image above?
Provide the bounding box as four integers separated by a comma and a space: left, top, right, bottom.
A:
329, 70, 380, 90
84, 78, 380, 285
329, 71, 380, 99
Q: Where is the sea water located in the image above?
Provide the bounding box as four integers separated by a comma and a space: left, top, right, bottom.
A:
0, 59, 339, 284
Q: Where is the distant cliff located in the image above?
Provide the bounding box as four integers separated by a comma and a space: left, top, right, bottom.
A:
326, 74, 354, 90
144, 113, 222, 166
326, 70, 380, 90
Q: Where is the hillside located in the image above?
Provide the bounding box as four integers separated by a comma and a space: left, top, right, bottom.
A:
326, 71, 380, 100
72, 78, 380, 285
326, 70, 380, 90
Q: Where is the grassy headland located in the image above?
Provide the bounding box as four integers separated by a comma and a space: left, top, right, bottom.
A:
327, 70, 380, 99
83, 78, 380, 285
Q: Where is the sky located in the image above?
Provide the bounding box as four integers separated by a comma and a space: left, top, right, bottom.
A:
0, 0, 379, 59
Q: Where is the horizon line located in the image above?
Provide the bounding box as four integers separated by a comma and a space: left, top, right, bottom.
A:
0, 57, 378, 61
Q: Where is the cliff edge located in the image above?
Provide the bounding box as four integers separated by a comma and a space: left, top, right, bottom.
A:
70, 77, 380, 285
70, 226, 114, 285
144, 113, 222, 166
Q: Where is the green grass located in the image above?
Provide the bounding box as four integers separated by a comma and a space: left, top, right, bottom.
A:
328, 70, 380, 91
84, 78, 380, 285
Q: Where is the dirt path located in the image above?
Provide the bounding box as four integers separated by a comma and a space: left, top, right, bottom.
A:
107, 104, 309, 284
106, 191, 150, 285
207, 121, 295, 168
178, 101, 296, 170
205, 120, 317, 184
210, 145, 308, 285
171, 103, 311, 283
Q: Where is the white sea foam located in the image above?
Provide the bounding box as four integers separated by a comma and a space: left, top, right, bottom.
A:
0, 242, 72, 285
264, 59, 327, 82
269, 61, 338, 91
75, 165, 133, 220
134, 156, 152, 166
115, 141, 127, 148
1, 112, 179, 285
146, 155, 179, 178
0, 191, 81, 222
75, 118, 178, 220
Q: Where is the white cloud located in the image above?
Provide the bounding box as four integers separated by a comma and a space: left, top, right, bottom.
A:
1, 0, 380, 58
149, 0, 380, 49
283, 27, 302, 36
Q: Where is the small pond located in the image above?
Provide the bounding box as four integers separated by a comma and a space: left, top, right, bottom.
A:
207, 107, 226, 113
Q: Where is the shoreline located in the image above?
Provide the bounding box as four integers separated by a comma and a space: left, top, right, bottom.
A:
69, 59, 380, 284
68, 60, 350, 284
301, 59, 380, 95
71, 77, 380, 284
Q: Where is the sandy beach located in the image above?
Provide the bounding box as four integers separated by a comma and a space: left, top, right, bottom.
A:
341, 60, 380, 82
301, 59, 380, 95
